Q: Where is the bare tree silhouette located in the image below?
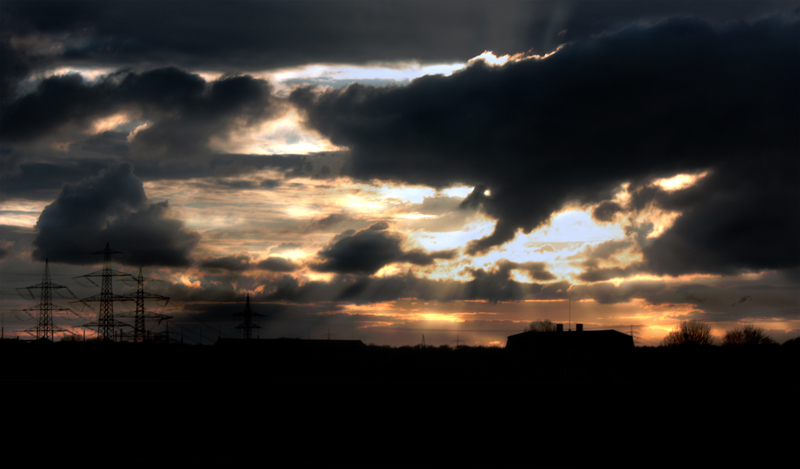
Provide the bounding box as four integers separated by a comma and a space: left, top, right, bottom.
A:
722, 325, 776, 346
524, 319, 557, 332
662, 320, 715, 346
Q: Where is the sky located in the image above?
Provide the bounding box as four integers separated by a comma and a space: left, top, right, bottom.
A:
1, 0, 798, 346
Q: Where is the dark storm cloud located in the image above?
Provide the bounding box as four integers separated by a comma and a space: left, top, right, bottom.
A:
271, 257, 555, 304
495, 259, 556, 281
640, 163, 799, 275
564, 271, 800, 324
134, 153, 320, 181
256, 257, 298, 273
313, 223, 457, 275
1, 68, 282, 158
2, 0, 791, 97
198, 255, 253, 273
0, 160, 110, 200
535, 280, 572, 300
294, 17, 800, 275
32, 163, 200, 266
464, 267, 525, 303
167, 263, 795, 324
463, 259, 557, 303
196, 255, 298, 273
1, 145, 326, 199
263, 263, 563, 305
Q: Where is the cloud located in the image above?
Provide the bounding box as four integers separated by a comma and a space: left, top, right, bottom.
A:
198, 255, 252, 272
592, 201, 623, 222
1, 68, 283, 158
32, 163, 200, 266
0, 142, 328, 199
301, 214, 355, 233
0, 160, 111, 200
570, 239, 648, 282
293, 17, 799, 276
572, 279, 669, 305
270, 242, 302, 254
495, 259, 556, 281
640, 162, 800, 275
400, 195, 465, 216
196, 255, 299, 273
260, 179, 281, 189
3, 1, 789, 98
214, 179, 257, 190
161, 259, 797, 324
463, 259, 557, 303
312, 222, 456, 275
260, 265, 566, 305
256, 257, 298, 272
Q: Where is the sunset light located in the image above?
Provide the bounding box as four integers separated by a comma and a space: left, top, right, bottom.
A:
2, 3, 797, 468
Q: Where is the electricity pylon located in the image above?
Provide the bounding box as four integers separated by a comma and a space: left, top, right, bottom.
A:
117, 267, 172, 342
74, 243, 136, 341
16, 259, 77, 341
233, 294, 263, 340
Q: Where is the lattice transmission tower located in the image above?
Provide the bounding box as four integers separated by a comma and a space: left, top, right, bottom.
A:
233, 294, 263, 340
117, 267, 172, 342
16, 259, 77, 341
74, 243, 136, 341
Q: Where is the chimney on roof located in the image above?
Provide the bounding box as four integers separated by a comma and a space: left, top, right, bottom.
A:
557, 324, 563, 332
576, 324, 583, 332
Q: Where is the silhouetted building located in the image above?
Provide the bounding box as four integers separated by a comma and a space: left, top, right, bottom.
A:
505, 324, 633, 357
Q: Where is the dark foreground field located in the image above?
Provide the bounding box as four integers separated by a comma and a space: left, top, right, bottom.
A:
2, 340, 798, 469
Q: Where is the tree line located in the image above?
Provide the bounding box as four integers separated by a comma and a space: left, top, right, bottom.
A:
524, 319, 786, 347
661, 321, 779, 347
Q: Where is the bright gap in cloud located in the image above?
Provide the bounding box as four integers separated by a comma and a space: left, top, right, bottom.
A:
85, 112, 135, 135
468, 209, 626, 280
360, 183, 437, 205
209, 107, 344, 155
407, 206, 628, 283
262, 61, 466, 95
440, 186, 473, 198
30, 66, 116, 83
0, 200, 50, 228
468, 51, 515, 66
653, 171, 709, 192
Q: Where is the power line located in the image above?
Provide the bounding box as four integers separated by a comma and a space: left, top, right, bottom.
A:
72, 243, 136, 341
232, 293, 263, 340
15, 259, 78, 340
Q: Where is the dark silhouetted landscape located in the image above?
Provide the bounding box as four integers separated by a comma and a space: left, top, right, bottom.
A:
2, 337, 798, 468
2, 1, 799, 467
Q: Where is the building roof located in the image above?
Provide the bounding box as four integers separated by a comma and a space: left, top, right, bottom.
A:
506, 329, 634, 355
